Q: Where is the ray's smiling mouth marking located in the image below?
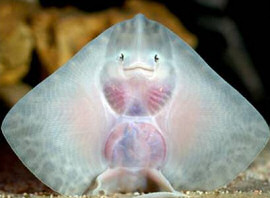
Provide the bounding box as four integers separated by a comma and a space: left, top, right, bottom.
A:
123, 66, 154, 72
122, 65, 156, 78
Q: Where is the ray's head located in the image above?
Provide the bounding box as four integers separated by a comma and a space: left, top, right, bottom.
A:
102, 14, 175, 80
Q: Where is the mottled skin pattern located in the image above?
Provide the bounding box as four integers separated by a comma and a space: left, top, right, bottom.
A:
1, 14, 269, 198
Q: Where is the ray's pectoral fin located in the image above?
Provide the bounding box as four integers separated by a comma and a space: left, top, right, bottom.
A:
86, 168, 187, 197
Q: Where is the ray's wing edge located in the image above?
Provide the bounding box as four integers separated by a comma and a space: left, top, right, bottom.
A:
1, 27, 115, 195
161, 27, 270, 190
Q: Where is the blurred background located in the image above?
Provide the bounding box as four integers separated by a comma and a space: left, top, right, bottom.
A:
0, 0, 269, 194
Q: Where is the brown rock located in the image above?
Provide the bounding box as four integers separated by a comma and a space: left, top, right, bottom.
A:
32, 0, 197, 74
0, 83, 31, 107
32, 8, 108, 74
0, 1, 35, 85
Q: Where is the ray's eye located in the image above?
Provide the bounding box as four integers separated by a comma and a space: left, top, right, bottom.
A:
119, 53, 124, 61
154, 54, 159, 62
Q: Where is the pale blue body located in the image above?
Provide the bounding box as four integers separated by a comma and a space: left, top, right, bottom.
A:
1, 14, 269, 197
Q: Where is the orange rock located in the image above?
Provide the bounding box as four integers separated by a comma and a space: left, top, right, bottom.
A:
0, 1, 35, 85
0, 83, 31, 107
32, 8, 108, 74
32, 1, 197, 74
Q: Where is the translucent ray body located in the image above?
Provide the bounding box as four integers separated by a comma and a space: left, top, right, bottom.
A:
1, 14, 269, 197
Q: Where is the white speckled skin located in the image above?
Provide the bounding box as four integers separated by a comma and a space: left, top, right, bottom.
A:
1, 14, 269, 197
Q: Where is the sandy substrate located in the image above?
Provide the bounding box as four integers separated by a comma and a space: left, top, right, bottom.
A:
0, 142, 269, 198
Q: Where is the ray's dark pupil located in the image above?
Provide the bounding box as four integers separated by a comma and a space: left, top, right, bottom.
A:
154, 54, 159, 62
120, 53, 124, 61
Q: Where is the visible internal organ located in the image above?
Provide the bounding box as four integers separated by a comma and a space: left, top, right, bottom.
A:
147, 84, 172, 114
103, 79, 173, 116
126, 100, 146, 116
105, 122, 166, 169
103, 81, 126, 114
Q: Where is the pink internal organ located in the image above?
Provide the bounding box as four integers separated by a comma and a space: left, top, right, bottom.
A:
147, 86, 171, 114
127, 100, 146, 116
104, 83, 126, 114
105, 122, 166, 169
104, 81, 172, 115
